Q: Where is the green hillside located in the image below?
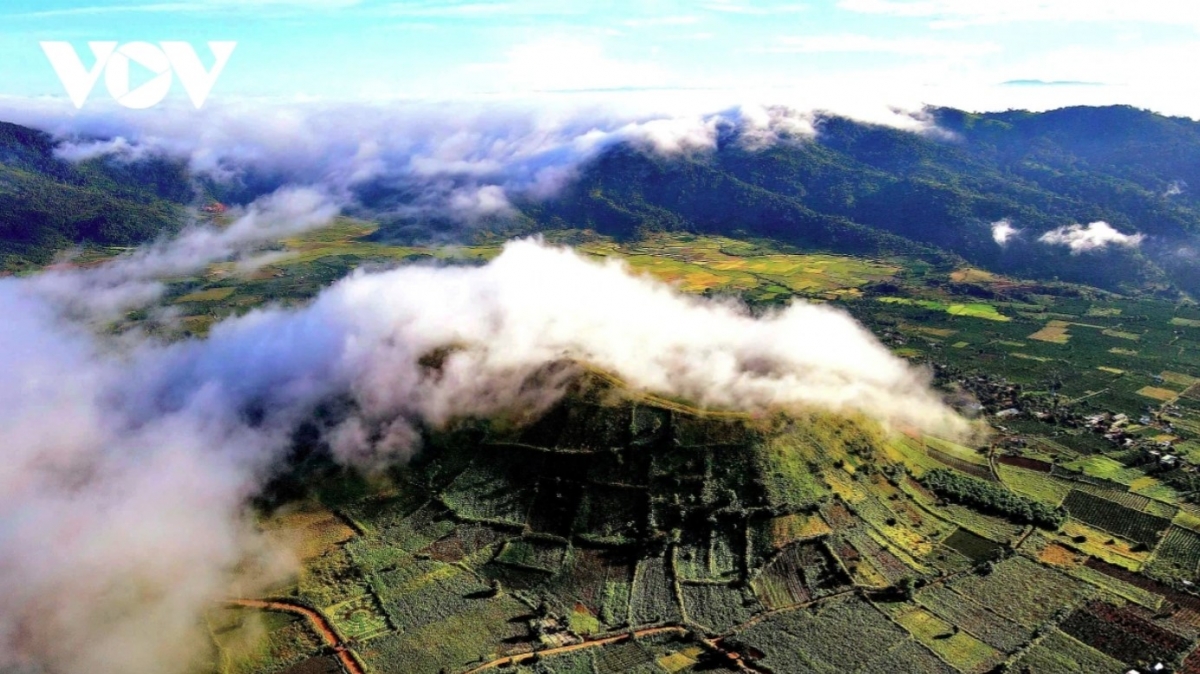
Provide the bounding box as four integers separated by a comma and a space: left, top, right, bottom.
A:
218, 364, 1200, 674
0, 121, 192, 269
8, 105, 1200, 293
515, 105, 1200, 296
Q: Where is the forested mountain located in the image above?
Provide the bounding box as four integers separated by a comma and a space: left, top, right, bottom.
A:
6, 105, 1200, 294
522, 105, 1200, 295
0, 121, 194, 266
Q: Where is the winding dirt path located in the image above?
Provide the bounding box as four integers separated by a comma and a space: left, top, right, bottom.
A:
228, 599, 364, 674
463, 626, 688, 673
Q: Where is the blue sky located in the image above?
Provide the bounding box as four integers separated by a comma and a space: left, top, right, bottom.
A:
1, 0, 1198, 114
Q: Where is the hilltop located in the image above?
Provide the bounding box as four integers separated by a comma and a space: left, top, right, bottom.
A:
213, 366, 1200, 674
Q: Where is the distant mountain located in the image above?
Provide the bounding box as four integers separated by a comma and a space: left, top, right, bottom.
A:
520, 105, 1200, 296
0, 121, 199, 268
7, 105, 1200, 295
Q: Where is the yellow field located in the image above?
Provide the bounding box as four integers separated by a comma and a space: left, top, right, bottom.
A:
893, 606, 1001, 672
1029, 320, 1071, 344
266, 224, 904, 307
1137, 386, 1178, 402
925, 436, 987, 465
1097, 367, 1124, 375
1038, 542, 1080, 568
584, 234, 899, 296
1162, 371, 1199, 387
657, 648, 702, 673
949, 268, 996, 283
1174, 508, 1200, 533
260, 502, 356, 560
769, 512, 832, 547
1058, 521, 1148, 570
181, 315, 216, 335
901, 323, 958, 338
997, 464, 1072, 506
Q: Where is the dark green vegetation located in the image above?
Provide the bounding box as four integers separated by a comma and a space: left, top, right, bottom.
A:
515, 105, 1200, 296
107, 216, 1198, 672
214, 335, 1200, 674
13, 105, 1200, 672
1062, 489, 1171, 546
0, 121, 193, 268
26, 213, 1177, 672
10, 105, 1200, 298
922, 469, 1066, 529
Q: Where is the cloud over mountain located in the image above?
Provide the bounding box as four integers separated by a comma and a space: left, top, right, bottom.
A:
0, 229, 968, 674
1038, 221, 1145, 253
991, 219, 1020, 245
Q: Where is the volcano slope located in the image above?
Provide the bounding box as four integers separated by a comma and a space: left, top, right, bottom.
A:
211, 368, 1199, 674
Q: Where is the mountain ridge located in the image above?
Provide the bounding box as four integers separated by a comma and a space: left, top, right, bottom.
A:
6, 105, 1200, 295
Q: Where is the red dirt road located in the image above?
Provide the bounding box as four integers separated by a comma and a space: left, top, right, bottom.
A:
228, 599, 364, 674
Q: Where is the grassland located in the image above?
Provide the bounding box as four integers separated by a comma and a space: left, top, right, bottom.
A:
891, 604, 1002, 672
948, 556, 1094, 628
877, 296, 1011, 321
1009, 628, 1125, 674
734, 596, 931, 674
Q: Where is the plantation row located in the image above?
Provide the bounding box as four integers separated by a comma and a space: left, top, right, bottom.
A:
1061, 490, 1170, 546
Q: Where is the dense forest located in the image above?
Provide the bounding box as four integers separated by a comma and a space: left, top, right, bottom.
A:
522, 105, 1200, 295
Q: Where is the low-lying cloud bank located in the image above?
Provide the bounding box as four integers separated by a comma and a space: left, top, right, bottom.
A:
992, 218, 1147, 253
1038, 220, 1145, 252
0, 97, 949, 222
32, 185, 340, 320
0, 230, 968, 674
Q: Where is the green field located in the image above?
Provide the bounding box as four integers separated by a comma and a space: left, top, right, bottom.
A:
877, 296, 1011, 321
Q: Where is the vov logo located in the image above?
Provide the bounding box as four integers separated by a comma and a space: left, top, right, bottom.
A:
40, 41, 237, 109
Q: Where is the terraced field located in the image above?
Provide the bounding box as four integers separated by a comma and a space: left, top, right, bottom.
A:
195, 227, 1200, 674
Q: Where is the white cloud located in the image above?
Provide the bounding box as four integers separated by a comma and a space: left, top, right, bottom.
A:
376, 1, 582, 19
736, 104, 818, 148
2, 97, 962, 231
837, 0, 1200, 28
9, 0, 362, 19
623, 15, 700, 27
0, 237, 970, 674
1038, 221, 1145, 253
29, 186, 341, 320
52, 136, 153, 163
991, 219, 1020, 245
702, 1, 808, 15
466, 38, 672, 93
447, 184, 514, 220
613, 115, 723, 153
768, 33, 1002, 57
